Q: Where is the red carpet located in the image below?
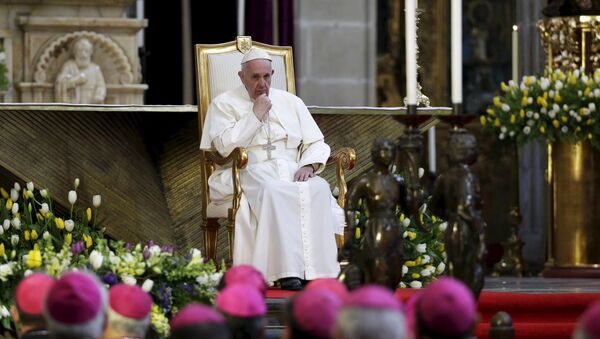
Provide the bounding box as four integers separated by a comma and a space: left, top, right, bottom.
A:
268, 289, 600, 338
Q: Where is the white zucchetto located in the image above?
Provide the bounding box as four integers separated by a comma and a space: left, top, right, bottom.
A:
241, 48, 272, 64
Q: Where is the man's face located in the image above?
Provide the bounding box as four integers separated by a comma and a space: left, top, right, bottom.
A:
238, 59, 274, 100
74, 45, 92, 68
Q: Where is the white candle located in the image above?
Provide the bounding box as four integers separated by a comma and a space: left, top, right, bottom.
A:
512, 25, 519, 82
237, 0, 245, 36
405, 0, 417, 105
451, 0, 462, 104
428, 126, 436, 173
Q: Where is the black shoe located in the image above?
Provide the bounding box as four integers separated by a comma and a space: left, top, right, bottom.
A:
279, 277, 303, 291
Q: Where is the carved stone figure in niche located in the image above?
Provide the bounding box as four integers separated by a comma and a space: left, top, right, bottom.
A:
340, 138, 408, 290
542, 0, 600, 16
429, 130, 486, 298
55, 38, 106, 104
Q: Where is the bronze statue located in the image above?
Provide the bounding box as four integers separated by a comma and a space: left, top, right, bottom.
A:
340, 138, 408, 290
430, 130, 486, 298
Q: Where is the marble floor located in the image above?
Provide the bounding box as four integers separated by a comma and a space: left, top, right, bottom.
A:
483, 277, 600, 293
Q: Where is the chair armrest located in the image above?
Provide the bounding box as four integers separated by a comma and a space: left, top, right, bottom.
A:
327, 147, 356, 208
201, 148, 248, 213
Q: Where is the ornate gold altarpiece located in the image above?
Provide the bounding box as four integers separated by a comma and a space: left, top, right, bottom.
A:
0, 104, 449, 260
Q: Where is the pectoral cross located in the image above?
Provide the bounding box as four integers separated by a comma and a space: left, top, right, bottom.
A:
263, 139, 276, 160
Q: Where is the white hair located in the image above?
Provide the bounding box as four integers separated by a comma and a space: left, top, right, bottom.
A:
334, 308, 406, 339
105, 306, 151, 338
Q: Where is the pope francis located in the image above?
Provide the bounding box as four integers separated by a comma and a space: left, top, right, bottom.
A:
199, 48, 343, 290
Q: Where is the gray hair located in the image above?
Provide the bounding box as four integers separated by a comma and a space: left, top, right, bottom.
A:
105, 306, 151, 338
334, 308, 406, 339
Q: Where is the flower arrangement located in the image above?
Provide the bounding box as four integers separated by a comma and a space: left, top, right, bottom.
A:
353, 191, 446, 288
0, 179, 220, 337
481, 68, 600, 148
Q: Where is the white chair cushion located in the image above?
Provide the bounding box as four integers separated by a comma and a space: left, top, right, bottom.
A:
206, 201, 231, 218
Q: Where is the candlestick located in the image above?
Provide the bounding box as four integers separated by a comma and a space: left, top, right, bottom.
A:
451, 0, 462, 104
512, 25, 519, 82
405, 0, 417, 106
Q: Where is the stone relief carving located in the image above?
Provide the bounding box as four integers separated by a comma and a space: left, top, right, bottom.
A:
55, 38, 106, 104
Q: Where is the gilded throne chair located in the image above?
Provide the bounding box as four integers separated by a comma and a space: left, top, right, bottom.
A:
195, 36, 356, 263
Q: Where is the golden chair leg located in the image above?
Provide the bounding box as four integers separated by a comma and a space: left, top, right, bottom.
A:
202, 218, 219, 263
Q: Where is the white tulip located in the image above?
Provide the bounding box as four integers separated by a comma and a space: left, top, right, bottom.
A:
41, 203, 49, 214
419, 203, 427, 214
400, 282, 407, 288
122, 276, 136, 285
0, 305, 9, 318
40, 189, 48, 198
420, 268, 432, 277
27, 190, 34, 199
0, 227, 3, 235
422, 254, 431, 264
74, 178, 80, 189
92, 195, 102, 208
439, 222, 448, 232
436, 262, 446, 274
210, 272, 223, 283
499, 133, 505, 140
11, 218, 20, 230
418, 167, 425, 179
89, 250, 104, 270
402, 231, 408, 239
409, 281, 422, 289
11, 202, 18, 214
10, 189, 18, 202
196, 274, 209, 285
501, 103, 510, 112
2, 219, 9, 231
402, 218, 411, 227
68, 191, 77, 205
24, 270, 33, 277
148, 245, 161, 257
11, 235, 19, 246
416, 243, 427, 253
26, 182, 34, 192
13, 182, 20, 191
402, 265, 408, 275
142, 279, 154, 292
43, 231, 50, 240
64, 219, 75, 232
523, 126, 531, 135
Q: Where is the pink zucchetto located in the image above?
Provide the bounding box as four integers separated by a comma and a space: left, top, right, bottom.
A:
45, 271, 104, 324
216, 283, 267, 318
418, 277, 477, 337
109, 284, 152, 319
343, 284, 403, 312
292, 289, 342, 338
170, 304, 224, 329
305, 278, 349, 300
577, 301, 600, 338
223, 265, 268, 296
241, 48, 272, 64
16, 273, 56, 317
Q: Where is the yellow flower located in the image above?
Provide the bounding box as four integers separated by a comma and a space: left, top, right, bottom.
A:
540, 126, 546, 134
588, 119, 595, 125
55, 217, 65, 230
37, 213, 44, 221
83, 234, 93, 248
561, 116, 568, 123
551, 73, 558, 82
5, 199, 12, 211
31, 230, 38, 240
510, 114, 516, 124
493, 96, 502, 108
431, 215, 437, 223
86, 208, 92, 223
519, 109, 525, 118
439, 244, 445, 251
416, 256, 422, 265
405, 260, 416, 267
500, 81, 509, 91
585, 87, 591, 96
521, 96, 529, 106
537, 97, 548, 108
486, 108, 495, 116
355, 227, 361, 239
399, 213, 405, 223
576, 127, 581, 132
407, 231, 417, 241
0, 243, 4, 257
568, 74, 577, 85
554, 93, 562, 103
27, 248, 42, 268
553, 119, 560, 128
494, 118, 501, 127
411, 273, 421, 279
0, 188, 8, 200
543, 91, 548, 100
588, 133, 593, 139
65, 233, 72, 245
480, 115, 486, 126
24, 230, 30, 241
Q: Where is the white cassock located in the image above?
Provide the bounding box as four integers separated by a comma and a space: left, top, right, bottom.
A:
200, 85, 343, 282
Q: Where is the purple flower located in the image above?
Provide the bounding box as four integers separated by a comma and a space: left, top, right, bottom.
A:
143, 248, 151, 259
181, 282, 193, 294
71, 241, 85, 255
147, 240, 155, 247
102, 272, 118, 286
124, 242, 133, 251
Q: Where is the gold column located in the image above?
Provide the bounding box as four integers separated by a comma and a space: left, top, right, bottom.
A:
547, 141, 600, 269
